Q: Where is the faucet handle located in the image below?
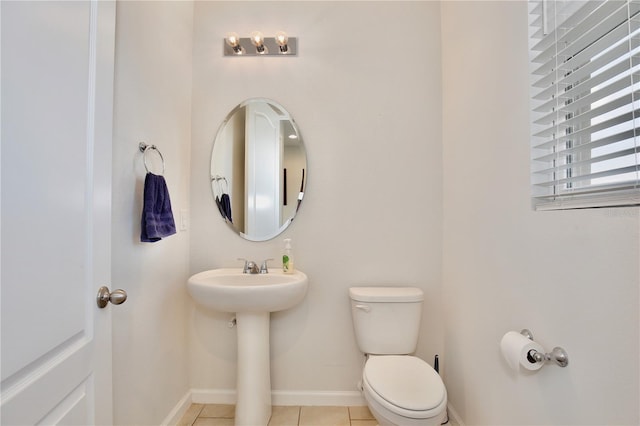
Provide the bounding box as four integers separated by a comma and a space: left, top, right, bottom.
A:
260, 258, 274, 274
237, 258, 249, 273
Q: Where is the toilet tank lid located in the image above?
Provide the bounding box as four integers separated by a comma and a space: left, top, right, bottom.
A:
349, 287, 423, 302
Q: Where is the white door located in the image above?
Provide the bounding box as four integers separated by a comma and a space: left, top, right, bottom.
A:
245, 102, 282, 240
1, 1, 116, 424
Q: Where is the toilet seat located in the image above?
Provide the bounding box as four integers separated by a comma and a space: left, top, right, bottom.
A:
363, 355, 446, 420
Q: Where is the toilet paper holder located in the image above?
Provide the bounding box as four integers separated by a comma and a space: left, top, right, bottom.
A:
520, 329, 569, 367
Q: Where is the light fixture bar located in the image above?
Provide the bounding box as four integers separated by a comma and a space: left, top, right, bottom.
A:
223, 36, 297, 57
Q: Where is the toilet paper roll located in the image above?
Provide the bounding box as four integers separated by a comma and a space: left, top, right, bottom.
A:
500, 331, 545, 371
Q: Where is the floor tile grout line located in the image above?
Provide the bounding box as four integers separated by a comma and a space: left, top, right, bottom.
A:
187, 403, 204, 426
188, 404, 376, 426
194, 403, 204, 423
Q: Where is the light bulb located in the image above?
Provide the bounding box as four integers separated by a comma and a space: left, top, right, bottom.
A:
275, 31, 288, 46
250, 31, 266, 53
225, 32, 242, 54
275, 31, 289, 53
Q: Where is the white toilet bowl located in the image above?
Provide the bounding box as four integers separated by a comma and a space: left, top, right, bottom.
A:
362, 355, 447, 426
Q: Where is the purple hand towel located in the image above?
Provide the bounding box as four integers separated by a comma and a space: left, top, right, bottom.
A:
141, 173, 176, 242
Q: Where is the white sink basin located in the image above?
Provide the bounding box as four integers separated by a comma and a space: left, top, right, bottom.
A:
187, 267, 308, 425
187, 268, 308, 313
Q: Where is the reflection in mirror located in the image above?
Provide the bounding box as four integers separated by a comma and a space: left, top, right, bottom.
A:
211, 98, 307, 241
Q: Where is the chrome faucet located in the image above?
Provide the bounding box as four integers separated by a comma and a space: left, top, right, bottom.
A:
238, 258, 259, 274
238, 258, 273, 274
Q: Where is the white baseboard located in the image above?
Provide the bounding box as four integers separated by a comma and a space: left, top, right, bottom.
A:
446, 403, 464, 426
191, 388, 236, 405
160, 390, 193, 426
190, 388, 366, 407
272, 390, 366, 407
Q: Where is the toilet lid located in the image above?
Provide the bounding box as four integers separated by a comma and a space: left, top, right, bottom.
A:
363, 356, 445, 412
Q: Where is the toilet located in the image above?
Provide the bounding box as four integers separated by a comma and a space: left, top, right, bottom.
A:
349, 287, 447, 426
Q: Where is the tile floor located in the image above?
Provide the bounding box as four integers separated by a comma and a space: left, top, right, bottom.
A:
177, 404, 377, 426
178, 403, 459, 426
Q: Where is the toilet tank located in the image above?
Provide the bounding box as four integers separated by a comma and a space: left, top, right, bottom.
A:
349, 287, 423, 355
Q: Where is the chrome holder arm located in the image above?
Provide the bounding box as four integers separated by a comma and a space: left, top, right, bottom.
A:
521, 329, 569, 368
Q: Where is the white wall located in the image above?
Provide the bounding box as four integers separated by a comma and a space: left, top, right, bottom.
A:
106, 2, 639, 424
111, 2, 193, 424
441, 2, 640, 425
189, 1, 443, 399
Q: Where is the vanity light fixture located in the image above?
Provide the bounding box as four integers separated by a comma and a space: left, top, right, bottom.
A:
225, 32, 243, 54
275, 31, 289, 53
223, 31, 297, 57
250, 31, 266, 54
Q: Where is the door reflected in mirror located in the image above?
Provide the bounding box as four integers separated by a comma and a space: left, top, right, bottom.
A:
211, 98, 307, 241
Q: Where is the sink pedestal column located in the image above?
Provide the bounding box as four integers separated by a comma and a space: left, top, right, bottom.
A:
235, 311, 272, 426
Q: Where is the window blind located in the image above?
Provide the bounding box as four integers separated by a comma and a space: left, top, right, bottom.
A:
529, 0, 640, 209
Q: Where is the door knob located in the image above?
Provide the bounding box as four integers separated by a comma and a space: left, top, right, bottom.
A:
96, 286, 128, 308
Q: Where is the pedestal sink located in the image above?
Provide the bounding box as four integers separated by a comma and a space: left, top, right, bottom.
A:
187, 268, 308, 426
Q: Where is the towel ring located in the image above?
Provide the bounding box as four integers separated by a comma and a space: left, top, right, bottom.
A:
211, 175, 229, 194
139, 142, 165, 175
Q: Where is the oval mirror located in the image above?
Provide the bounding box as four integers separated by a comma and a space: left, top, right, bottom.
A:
210, 98, 307, 241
